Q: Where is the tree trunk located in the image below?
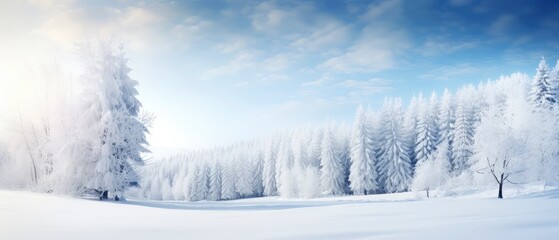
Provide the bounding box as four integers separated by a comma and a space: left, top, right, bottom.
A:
426, 189, 430, 198
498, 174, 504, 199
100, 190, 108, 200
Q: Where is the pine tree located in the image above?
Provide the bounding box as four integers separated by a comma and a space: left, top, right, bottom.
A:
275, 134, 292, 196
549, 60, 559, 107
451, 100, 474, 175
292, 129, 309, 169
307, 127, 323, 168
235, 147, 253, 198
320, 123, 345, 195
195, 161, 209, 200
186, 162, 200, 201
250, 143, 264, 197
405, 95, 421, 165
78, 42, 149, 200
438, 89, 454, 143
349, 106, 379, 195
171, 159, 188, 200
530, 57, 557, 109
336, 124, 351, 194
262, 138, 277, 196
414, 92, 440, 166
0, 142, 7, 172
220, 155, 237, 200
207, 160, 222, 201
377, 99, 413, 193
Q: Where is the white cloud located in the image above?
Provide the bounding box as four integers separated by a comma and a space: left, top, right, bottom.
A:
258, 74, 291, 83
171, 16, 213, 49
321, 40, 396, 73
302, 75, 331, 87
250, 1, 314, 35
320, 0, 409, 73
488, 14, 517, 37
420, 63, 482, 81
34, 8, 87, 46
290, 19, 351, 51
320, 26, 409, 73
258, 98, 351, 128
31, 2, 183, 52
27, 0, 74, 10
200, 50, 299, 83
216, 37, 250, 54
361, 0, 403, 22
420, 38, 480, 56
262, 53, 300, 72
118, 7, 161, 26
338, 78, 393, 98
199, 50, 261, 81
449, 0, 472, 6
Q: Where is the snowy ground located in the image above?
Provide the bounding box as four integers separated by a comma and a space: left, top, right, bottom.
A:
1, 189, 559, 240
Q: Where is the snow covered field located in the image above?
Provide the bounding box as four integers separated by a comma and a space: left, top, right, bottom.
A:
2, 189, 559, 240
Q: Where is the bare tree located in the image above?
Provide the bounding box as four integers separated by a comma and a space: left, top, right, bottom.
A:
18, 111, 38, 184
477, 157, 523, 199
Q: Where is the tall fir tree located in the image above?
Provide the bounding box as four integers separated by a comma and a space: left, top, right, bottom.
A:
250, 143, 264, 197
451, 100, 475, 175
262, 138, 277, 196
349, 106, 379, 195
414, 92, 440, 165
78, 42, 149, 200
378, 99, 413, 193
235, 147, 254, 197
320, 123, 345, 195
220, 155, 237, 200
437, 89, 455, 165
549, 60, 559, 107
307, 127, 323, 168
530, 58, 557, 109
207, 160, 222, 201
275, 134, 292, 196
405, 95, 421, 165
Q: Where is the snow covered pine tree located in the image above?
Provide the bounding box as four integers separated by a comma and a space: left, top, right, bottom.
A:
349, 106, 379, 195
78, 41, 149, 201
531, 58, 557, 109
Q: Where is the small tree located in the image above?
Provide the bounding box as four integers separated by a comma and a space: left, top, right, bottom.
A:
477, 157, 522, 199
412, 141, 450, 198
472, 104, 527, 199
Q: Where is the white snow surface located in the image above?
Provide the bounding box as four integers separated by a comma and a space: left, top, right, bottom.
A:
1, 189, 559, 240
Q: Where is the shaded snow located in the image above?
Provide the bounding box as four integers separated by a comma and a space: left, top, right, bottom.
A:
1, 189, 559, 239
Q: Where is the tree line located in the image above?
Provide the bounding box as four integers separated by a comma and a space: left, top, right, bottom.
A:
137, 59, 559, 200
1, 41, 558, 200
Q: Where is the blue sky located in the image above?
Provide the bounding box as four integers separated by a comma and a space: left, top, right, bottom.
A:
2, 0, 559, 153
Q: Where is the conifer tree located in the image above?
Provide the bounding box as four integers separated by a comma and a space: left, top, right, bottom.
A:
452, 100, 474, 175
377, 99, 413, 193
349, 106, 379, 195
262, 138, 277, 196
531, 58, 556, 109
320, 123, 345, 195
78, 41, 149, 200
414, 92, 440, 165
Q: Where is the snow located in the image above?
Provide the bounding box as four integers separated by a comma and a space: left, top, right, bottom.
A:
2, 189, 559, 240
